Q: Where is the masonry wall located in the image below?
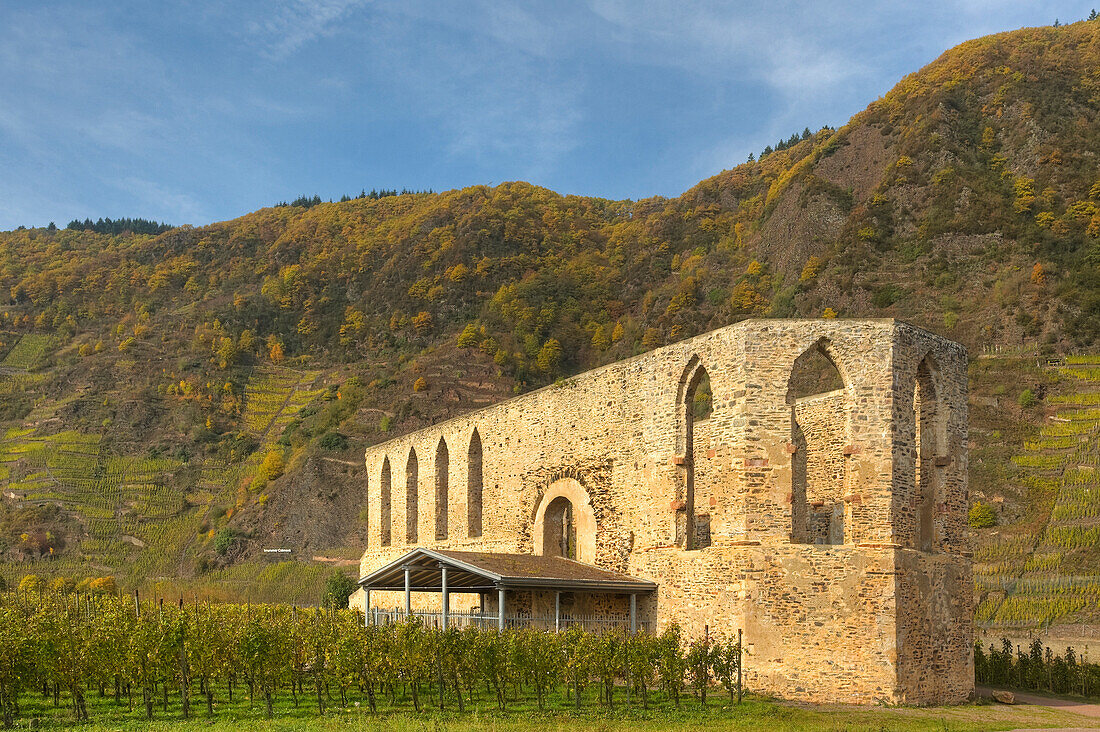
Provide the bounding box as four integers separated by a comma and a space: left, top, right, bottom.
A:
357, 318, 971, 705
792, 390, 849, 544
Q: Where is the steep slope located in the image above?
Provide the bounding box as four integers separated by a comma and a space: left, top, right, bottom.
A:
1, 20, 1100, 617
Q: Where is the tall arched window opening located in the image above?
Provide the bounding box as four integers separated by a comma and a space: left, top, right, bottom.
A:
678, 359, 713, 550
380, 457, 391, 547
915, 356, 945, 552
435, 438, 449, 541
406, 448, 419, 544
468, 430, 483, 538
787, 340, 849, 545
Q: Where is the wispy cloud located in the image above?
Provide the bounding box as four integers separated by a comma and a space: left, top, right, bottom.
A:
341, 2, 588, 179
0, 0, 1090, 228
246, 0, 373, 59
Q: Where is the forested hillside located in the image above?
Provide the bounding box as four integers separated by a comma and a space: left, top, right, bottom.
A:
2, 20, 1100, 627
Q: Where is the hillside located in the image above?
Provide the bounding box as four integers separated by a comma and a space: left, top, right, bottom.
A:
2, 20, 1100, 626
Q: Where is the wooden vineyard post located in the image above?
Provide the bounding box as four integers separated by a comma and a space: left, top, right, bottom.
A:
625, 629, 631, 708
737, 628, 743, 704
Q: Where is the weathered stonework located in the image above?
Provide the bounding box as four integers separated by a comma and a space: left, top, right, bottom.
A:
356, 319, 972, 704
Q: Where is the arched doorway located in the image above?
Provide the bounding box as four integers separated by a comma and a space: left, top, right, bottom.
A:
542, 496, 576, 559
532, 478, 597, 564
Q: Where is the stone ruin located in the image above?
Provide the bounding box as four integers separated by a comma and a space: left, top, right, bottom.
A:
355, 319, 972, 704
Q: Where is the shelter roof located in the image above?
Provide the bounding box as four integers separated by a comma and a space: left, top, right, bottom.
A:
358, 548, 657, 594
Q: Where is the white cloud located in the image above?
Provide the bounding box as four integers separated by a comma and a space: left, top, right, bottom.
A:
247, 0, 373, 58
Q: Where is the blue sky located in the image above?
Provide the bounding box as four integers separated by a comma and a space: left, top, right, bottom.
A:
0, 1, 1093, 230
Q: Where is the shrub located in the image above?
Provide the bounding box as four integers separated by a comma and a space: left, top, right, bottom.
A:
251, 449, 286, 491
969, 501, 997, 529
1019, 388, 1037, 408
322, 570, 358, 608
213, 528, 236, 557
318, 431, 349, 451
49, 576, 75, 594
17, 575, 41, 593
537, 339, 562, 374
413, 377, 427, 392
88, 576, 117, 595
411, 311, 433, 335
456, 324, 480, 348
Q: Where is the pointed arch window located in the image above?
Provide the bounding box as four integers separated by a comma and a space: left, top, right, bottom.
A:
467, 429, 483, 538
677, 358, 713, 550
406, 448, 419, 544
787, 340, 849, 545
435, 437, 449, 541
915, 355, 946, 552
380, 457, 391, 547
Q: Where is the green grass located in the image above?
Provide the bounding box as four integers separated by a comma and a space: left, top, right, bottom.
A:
8, 687, 1096, 732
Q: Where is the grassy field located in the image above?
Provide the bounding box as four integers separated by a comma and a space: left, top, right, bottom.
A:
11, 691, 1099, 732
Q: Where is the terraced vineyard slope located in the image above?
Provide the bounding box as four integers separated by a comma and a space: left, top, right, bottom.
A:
974, 356, 1100, 638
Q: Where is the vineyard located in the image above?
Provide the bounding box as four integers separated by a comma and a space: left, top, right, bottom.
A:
0, 334, 52, 370
0, 428, 187, 577
976, 636, 1100, 697
0, 360, 338, 602
973, 356, 1100, 629
242, 367, 323, 441
0, 592, 743, 727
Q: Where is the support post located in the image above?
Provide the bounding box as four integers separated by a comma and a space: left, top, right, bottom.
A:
364, 589, 371, 626
441, 565, 450, 630
630, 593, 637, 634
497, 587, 505, 631
554, 591, 561, 632
404, 567, 412, 616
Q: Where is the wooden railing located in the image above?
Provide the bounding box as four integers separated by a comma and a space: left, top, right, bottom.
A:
365, 607, 651, 632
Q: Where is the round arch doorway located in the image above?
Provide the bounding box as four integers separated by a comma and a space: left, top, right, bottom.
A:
532, 478, 597, 564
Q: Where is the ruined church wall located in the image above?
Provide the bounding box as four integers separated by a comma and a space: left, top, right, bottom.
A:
889, 323, 972, 703
894, 549, 974, 704
356, 318, 972, 705
630, 543, 900, 703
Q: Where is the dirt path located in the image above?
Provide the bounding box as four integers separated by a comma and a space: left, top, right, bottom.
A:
978, 685, 1100, 727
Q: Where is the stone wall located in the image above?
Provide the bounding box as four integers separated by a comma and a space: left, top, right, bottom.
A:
792, 390, 848, 544
356, 318, 971, 704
